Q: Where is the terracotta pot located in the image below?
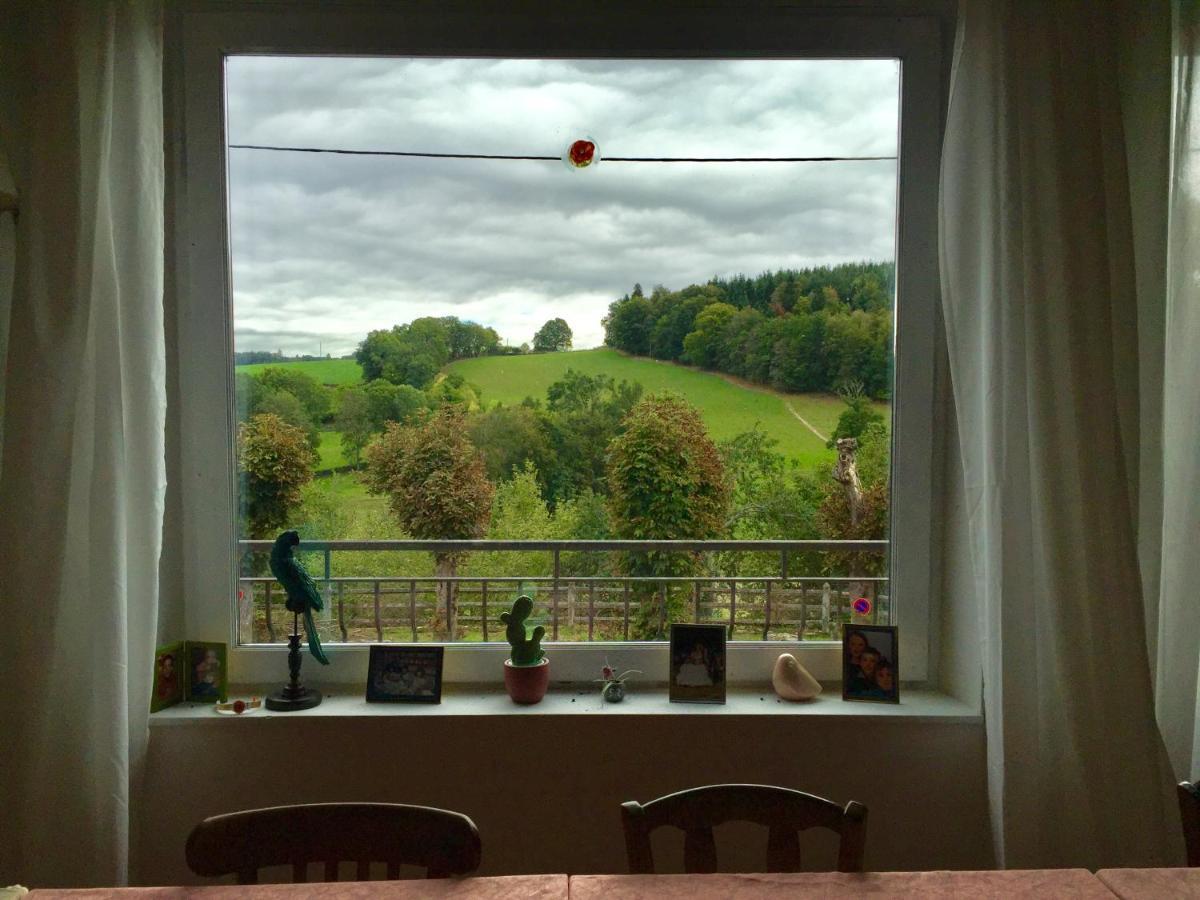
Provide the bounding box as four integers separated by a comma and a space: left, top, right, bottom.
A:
504, 658, 549, 704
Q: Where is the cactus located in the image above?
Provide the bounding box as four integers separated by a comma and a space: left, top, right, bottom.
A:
501, 596, 546, 666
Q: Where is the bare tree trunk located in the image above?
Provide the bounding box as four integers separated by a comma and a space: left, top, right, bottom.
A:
832, 437, 870, 621
435, 554, 458, 640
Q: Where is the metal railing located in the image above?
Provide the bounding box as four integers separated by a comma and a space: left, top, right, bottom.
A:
237, 539, 888, 645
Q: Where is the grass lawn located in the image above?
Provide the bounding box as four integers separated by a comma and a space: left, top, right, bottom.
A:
315, 430, 348, 471
238, 357, 362, 386
448, 348, 888, 469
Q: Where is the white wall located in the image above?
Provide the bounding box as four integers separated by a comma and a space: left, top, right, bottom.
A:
137, 713, 991, 885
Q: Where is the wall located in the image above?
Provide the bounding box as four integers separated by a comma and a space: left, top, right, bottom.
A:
137, 711, 991, 884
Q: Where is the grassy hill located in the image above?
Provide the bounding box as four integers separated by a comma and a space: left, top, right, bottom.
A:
237, 357, 362, 385
449, 348, 882, 469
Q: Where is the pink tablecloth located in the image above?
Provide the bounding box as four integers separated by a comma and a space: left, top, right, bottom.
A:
569, 870, 1116, 898
1097, 868, 1200, 899
27, 875, 567, 899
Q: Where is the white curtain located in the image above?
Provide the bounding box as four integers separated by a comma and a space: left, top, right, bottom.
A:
0, 2, 166, 888
1157, 1, 1200, 785
940, 0, 1179, 868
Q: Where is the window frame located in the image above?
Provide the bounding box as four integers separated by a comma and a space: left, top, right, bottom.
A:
171, 1, 942, 687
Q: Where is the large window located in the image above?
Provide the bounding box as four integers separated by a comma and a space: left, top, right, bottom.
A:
175, 6, 940, 685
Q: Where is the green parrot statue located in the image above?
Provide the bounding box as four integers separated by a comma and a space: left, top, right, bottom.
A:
268, 530, 330, 665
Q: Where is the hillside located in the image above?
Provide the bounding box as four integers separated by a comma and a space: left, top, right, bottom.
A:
237, 357, 362, 385
449, 348, 878, 469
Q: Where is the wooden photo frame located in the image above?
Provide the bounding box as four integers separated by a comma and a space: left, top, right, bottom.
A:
669, 623, 727, 704
151, 641, 185, 712
842, 624, 899, 703
366, 645, 444, 703
186, 640, 228, 703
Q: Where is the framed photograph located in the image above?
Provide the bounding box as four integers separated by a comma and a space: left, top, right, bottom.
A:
669, 623, 727, 704
151, 641, 185, 712
842, 624, 899, 703
185, 640, 228, 703
366, 645, 444, 703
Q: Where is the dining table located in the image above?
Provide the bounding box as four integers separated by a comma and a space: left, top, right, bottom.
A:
1096, 868, 1200, 899
25, 875, 567, 899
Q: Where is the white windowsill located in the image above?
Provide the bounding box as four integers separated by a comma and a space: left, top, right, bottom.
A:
149, 686, 980, 726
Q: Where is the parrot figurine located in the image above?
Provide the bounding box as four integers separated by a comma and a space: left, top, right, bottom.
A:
268, 530, 330, 665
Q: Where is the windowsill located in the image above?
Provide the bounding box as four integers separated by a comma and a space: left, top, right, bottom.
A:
149, 686, 980, 725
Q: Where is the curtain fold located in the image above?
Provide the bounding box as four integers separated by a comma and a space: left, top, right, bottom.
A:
1156, 1, 1200, 784
0, 1, 166, 887
939, 0, 1179, 868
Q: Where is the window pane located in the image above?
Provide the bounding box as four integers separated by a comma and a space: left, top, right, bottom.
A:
227, 56, 897, 647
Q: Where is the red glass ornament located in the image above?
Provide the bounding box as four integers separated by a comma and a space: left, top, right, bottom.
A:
568, 139, 596, 167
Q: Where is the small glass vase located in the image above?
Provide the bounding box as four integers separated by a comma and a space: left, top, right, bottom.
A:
602, 680, 626, 703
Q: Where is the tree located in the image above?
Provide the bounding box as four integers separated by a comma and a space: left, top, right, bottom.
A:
335, 387, 373, 465
827, 383, 885, 448
469, 403, 553, 484
364, 380, 427, 430
533, 318, 573, 352
257, 388, 319, 449
602, 295, 655, 355
681, 302, 737, 369
252, 367, 331, 423
236, 413, 316, 538
606, 394, 730, 636
364, 407, 494, 637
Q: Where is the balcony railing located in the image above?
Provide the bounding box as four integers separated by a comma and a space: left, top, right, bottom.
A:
237, 539, 888, 645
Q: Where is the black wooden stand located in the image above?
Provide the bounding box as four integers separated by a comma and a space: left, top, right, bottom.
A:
265, 614, 322, 711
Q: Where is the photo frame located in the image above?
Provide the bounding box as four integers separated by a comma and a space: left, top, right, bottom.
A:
842, 624, 899, 704
366, 645, 444, 703
185, 641, 228, 703
151, 641, 185, 712
669, 623, 727, 704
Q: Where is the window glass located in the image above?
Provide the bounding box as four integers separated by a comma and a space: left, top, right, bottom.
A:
227, 56, 897, 646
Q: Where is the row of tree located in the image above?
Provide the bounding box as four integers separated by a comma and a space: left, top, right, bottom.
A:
353, 315, 574, 391
602, 262, 893, 398
237, 367, 890, 636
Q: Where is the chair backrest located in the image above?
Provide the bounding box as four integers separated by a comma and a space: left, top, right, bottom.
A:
1180, 782, 1200, 867
185, 802, 481, 884
620, 783, 867, 874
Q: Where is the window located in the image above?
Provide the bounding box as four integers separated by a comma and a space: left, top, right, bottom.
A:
174, 6, 940, 686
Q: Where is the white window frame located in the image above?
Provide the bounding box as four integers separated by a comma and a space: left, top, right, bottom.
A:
171, 1, 941, 687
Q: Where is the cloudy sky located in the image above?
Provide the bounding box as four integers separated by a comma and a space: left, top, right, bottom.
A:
226, 56, 898, 355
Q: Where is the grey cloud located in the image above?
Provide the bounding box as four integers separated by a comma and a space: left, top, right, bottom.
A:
227, 57, 898, 355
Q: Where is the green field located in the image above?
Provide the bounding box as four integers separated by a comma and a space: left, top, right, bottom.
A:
238, 357, 362, 385
449, 348, 883, 469
238, 348, 888, 470
315, 431, 348, 470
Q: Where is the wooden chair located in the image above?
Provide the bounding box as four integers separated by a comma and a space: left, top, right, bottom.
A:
185, 802, 481, 883
621, 783, 867, 874
1180, 781, 1200, 867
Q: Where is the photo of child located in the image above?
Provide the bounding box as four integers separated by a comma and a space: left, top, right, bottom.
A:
366, 646, 444, 703
842, 624, 899, 703
150, 642, 184, 712
669, 624, 726, 704
186, 642, 227, 703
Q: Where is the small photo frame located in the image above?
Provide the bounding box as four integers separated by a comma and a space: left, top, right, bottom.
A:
842, 624, 899, 704
366, 645, 444, 703
186, 641, 228, 703
669, 623, 727, 704
151, 641, 185, 712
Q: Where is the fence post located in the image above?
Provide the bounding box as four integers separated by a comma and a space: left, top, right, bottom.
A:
337, 582, 347, 641
623, 581, 631, 640
409, 579, 418, 642
481, 580, 489, 641
822, 582, 831, 634
323, 547, 333, 622
658, 583, 667, 638
588, 580, 595, 641
762, 581, 772, 641
693, 580, 702, 623
728, 580, 736, 639
552, 549, 561, 641
264, 581, 275, 643
373, 581, 382, 642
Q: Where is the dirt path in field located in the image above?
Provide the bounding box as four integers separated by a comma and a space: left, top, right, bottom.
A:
782, 400, 829, 443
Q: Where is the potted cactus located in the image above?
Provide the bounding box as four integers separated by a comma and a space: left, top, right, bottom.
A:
501, 595, 548, 704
